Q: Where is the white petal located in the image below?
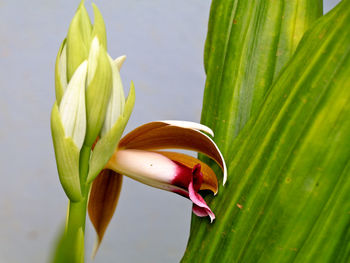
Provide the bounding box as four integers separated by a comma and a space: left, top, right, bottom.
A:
107, 149, 179, 188
59, 60, 87, 149
161, 120, 214, 137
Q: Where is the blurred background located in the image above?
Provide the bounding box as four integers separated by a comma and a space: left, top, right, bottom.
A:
0, 0, 341, 262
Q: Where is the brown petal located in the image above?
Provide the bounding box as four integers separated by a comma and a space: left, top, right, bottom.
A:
88, 169, 123, 257
155, 151, 218, 194
119, 121, 227, 183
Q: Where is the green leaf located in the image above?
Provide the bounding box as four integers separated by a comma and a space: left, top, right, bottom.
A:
201, 0, 322, 156
87, 82, 135, 183
183, 1, 350, 262
51, 102, 82, 202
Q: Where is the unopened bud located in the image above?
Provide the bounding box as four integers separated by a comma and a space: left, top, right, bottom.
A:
51, 101, 83, 201
100, 55, 126, 136
51, 61, 88, 201
66, 1, 92, 81
84, 37, 112, 146
59, 60, 88, 149
91, 3, 107, 49
87, 83, 135, 183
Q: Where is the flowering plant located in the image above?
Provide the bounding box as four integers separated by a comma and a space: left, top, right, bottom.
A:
51, 1, 225, 262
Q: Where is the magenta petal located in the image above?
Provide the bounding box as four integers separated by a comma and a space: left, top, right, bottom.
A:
171, 162, 215, 222
193, 204, 212, 217
188, 180, 215, 223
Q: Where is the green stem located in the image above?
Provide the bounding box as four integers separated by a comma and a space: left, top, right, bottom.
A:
79, 145, 91, 194
65, 145, 91, 262
67, 197, 88, 235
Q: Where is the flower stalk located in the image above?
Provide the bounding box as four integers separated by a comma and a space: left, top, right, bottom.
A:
51, 1, 133, 262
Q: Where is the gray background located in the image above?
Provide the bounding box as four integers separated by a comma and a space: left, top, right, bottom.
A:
0, 0, 340, 262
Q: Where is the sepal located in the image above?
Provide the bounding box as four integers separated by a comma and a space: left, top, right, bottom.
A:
87, 83, 135, 183
88, 170, 123, 258
51, 102, 82, 201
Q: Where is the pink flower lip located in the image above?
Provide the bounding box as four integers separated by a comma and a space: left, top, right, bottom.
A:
172, 163, 215, 222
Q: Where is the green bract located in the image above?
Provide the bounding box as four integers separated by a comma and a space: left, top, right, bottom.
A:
87, 82, 135, 183
51, 60, 88, 201
51, 102, 82, 202
66, 1, 92, 81
54, 39, 67, 104
84, 37, 113, 146
91, 3, 107, 49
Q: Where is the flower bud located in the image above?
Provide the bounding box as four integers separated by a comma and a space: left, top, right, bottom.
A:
87, 54, 133, 184
51, 102, 82, 202
66, 1, 92, 81
87, 83, 135, 183
91, 3, 107, 50
100, 55, 126, 136
59, 60, 88, 149
51, 60, 88, 201
84, 37, 113, 146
